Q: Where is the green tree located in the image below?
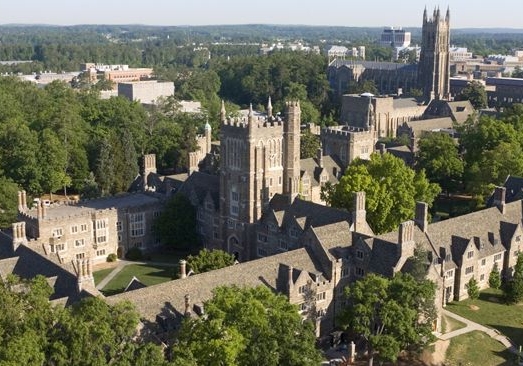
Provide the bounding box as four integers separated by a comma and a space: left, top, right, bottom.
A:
456, 80, 487, 109
489, 262, 502, 290
38, 128, 71, 197
466, 277, 480, 300
173, 285, 322, 366
512, 66, 523, 78
322, 153, 441, 234
340, 273, 436, 366
153, 194, 198, 250
186, 249, 236, 274
504, 253, 523, 304
300, 130, 321, 159
416, 132, 464, 194
0, 176, 19, 229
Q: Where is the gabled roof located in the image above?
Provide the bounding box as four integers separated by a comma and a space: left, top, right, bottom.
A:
124, 276, 147, 292
177, 171, 220, 208
487, 175, 523, 206
300, 155, 342, 187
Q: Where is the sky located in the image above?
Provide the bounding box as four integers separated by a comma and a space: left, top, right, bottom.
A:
1, 0, 523, 29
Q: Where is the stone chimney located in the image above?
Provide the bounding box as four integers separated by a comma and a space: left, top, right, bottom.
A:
493, 186, 506, 214
352, 191, 367, 233
317, 148, 324, 168
179, 259, 187, 279
76, 258, 94, 292
41, 201, 47, 219
17, 191, 22, 212
22, 190, 27, 211
287, 266, 294, 294
398, 221, 415, 258
414, 202, 428, 233
37, 200, 43, 220
12, 222, 28, 251
184, 294, 192, 317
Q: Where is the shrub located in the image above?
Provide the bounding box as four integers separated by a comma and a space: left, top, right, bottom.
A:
106, 253, 117, 262
466, 277, 479, 300
489, 262, 501, 289
125, 247, 143, 261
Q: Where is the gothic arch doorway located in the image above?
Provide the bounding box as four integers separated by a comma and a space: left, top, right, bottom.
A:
228, 235, 242, 261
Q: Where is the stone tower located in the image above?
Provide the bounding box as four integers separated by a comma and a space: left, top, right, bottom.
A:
283, 101, 301, 200
218, 99, 300, 260
418, 7, 450, 102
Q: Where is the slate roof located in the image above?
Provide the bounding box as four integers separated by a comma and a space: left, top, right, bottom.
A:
404, 117, 454, 134
264, 194, 352, 231
487, 175, 523, 206
300, 155, 342, 186
177, 171, 220, 208
107, 246, 324, 324
330, 60, 418, 73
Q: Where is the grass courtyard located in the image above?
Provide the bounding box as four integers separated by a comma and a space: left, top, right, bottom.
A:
445, 331, 515, 366
446, 288, 523, 346
95, 263, 178, 296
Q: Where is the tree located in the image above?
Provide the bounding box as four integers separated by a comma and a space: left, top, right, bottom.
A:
466, 277, 480, 300
489, 262, 502, 290
0, 176, 19, 229
172, 285, 322, 365
504, 253, 523, 304
300, 130, 321, 159
512, 66, 523, 78
416, 132, 464, 194
153, 194, 198, 250
340, 273, 436, 366
322, 153, 441, 234
186, 249, 236, 274
456, 80, 487, 109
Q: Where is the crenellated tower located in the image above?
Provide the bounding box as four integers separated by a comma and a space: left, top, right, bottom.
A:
418, 6, 450, 102
283, 101, 301, 200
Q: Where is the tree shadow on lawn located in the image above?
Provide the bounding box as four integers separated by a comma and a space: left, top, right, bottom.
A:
490, 325, 523, 349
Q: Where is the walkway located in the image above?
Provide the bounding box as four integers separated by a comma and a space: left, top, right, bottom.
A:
438, 309, 518, 353
95, 259, 178, 290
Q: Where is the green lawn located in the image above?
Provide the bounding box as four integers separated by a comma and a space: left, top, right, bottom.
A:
446, 288, 523, 345
441, 313, 466, 333
101, 264, 177, 296
93, 267, 115, 286
445, 331, 515, 366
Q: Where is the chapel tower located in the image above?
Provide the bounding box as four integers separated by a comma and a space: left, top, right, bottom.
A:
418, 7, 450, 102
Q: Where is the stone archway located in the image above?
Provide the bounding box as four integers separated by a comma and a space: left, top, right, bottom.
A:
228, 235, 242, 261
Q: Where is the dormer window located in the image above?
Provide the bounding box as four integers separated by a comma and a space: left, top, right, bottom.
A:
467, 250, 474, 259
356, 250, 364, 260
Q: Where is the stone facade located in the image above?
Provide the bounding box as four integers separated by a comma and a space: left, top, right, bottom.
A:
118, 81, 175, 104
321, 124, 377, 167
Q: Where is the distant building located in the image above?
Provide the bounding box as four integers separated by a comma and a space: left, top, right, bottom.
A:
118, 81, 175, 104
486, 77, 523, 106
380, 27, 411, 48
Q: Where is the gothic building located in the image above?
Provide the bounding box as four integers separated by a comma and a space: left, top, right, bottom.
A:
328, 8, 451, 103
417, 7, 451, 102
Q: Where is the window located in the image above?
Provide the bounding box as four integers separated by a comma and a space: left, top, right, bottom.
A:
445, 270, 454, 279
257, 233, 268, 243
481, 258, 486, 266
231, 205, 239, 215
467, 250, 474, 259
356, 250, 364, 260
289, 228, 299, 238
116, 221, 122, 232
197, 209, 204, 221
130, 213, 145, 237
95, 219, 108, 244
494, 253, 502, 262
118, 235, 122, 242
231, 191, 239, 202
76, 252, 85, 260
341, 267, 349, 278
279, 240, 288, 250
278, 176, 282, 185
213, 231, 219, 239
75, 239, 85, 247
228, 219, 234, 229
299, 303, 307, 312
480, 274, 485, 281
51, 243, 65, 253
516, 235, 521, 242
355, 267, 365, 277
298, 285, 308, 294
268, 223, 277, 232
71, 225, 78, 234
80, 223, 88, 232
52, 228, 63, 237
445, 253, 451, 261
316, 309, 326, 318
465, 266, 474, 275
316, 292, 326, 301
96, 249, 106, 257
257, 247, 267, 257
153, 211, 160, 217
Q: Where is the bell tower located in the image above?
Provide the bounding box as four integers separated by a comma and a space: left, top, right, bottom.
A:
418, 7, 450, 102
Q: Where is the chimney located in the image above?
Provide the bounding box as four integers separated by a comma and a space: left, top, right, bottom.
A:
179, 259, 187, 279
288, 266, 294, 294
22, 190, 27, 211
317, 148, 324, 168
415, 202, 428, 233
353, 191, 367, 232
398, 221, 415, 258
378, 143, 386, 155
493, 186, 506, 214
12, 222, 27, 251
37, 200, 42, 220
184, 294, 192, 317
41, 201, 47, 219
17, 191, 22, 212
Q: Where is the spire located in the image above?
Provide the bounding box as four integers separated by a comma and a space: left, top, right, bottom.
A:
446, 6, 450, 22
267, 96, 273, 118
433, 7, 437, 20
436, 7, 441, 20
423, 7, 427, 23
220, 100, 226, 121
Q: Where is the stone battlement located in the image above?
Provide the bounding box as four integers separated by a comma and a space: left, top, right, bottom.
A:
222, 116, 284, 129
321, 126, 372, 137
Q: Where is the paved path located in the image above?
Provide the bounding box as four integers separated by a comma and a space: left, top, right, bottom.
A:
439, 309, 518, 353
95, 259, 178, 290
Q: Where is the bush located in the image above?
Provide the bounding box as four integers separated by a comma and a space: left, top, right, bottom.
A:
106, 253, 117, 262
466, 277, 479, 300
125, 247, 143, 261
489, 263, 501, 289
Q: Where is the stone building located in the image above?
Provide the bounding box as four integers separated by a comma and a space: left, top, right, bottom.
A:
118, 81, 174, 104
417, 7, 451, 102
15, 190, 163, 263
